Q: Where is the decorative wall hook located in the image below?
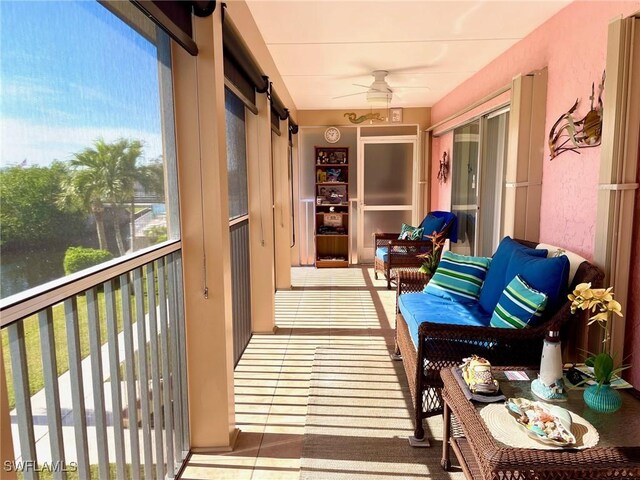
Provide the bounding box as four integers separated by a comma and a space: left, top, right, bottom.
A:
344, 112, 384, 124
548, 71, 605, 160
437, 152, 449, 184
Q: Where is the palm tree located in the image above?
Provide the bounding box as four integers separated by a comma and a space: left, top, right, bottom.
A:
63, 138, 145, 255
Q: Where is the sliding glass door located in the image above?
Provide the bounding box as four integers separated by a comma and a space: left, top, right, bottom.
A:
479, 110, 510, 256
451, 109, 509, 257
451, 121, 480, 256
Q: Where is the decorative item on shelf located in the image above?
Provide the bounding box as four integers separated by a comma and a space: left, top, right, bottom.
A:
437, 152, 449, 184
548, 71, 605, 160
568, 282, 628, 413
417, 233, 445, 276
319, 185, 346, 204
334, 151, 347, 164
344, 112, 384, 124
323, 213, 342, 228
325, 168, 341, 182
531, 330, 568, 402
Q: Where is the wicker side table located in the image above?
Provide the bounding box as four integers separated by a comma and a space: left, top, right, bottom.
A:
440, 367, 640, 480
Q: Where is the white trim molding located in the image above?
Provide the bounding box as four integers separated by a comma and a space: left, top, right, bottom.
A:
597, 182, 639, 191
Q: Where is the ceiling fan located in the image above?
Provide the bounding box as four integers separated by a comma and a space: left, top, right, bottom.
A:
332, 70, 430, 105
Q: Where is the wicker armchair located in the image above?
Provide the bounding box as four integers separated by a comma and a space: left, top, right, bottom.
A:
374, 211, 457, 289
394, 239, 605, 444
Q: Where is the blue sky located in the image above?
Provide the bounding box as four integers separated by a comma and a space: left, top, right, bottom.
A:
0, 1, 163, 167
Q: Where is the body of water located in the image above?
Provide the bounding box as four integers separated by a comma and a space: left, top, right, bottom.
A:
1, 247, 66, 299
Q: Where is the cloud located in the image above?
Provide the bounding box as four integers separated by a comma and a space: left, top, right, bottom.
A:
1, 77, 58, 102
0, 117, 163, 167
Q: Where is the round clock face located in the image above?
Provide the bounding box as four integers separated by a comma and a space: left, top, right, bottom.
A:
324, 127, 341, 144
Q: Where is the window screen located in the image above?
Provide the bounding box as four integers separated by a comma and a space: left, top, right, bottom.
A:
225, 88, 249, 220
0, 1, 178, 299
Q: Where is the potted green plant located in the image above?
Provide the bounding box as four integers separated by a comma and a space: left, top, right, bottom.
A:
417, 233, 445, 277
568, 283, 629, 412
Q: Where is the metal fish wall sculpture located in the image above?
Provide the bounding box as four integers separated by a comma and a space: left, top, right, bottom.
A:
548, 71, 605, 160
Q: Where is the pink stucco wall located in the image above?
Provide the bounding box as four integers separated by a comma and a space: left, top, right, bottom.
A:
429, 0, 640, 384
430, 0, 639, 260
430, 133, 452, 211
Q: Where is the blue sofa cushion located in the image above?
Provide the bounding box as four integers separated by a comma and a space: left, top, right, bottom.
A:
479, 237, 548, 314
424, 251, 491, 303
505, 249, 570, 310
375, 246, 389, 263
398, 292, 491, 347
420, 214, 445, 239
490, 275, 548, 329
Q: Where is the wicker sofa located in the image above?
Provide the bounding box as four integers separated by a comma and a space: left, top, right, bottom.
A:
374, 211, 457, 289
394, 239, 604, 445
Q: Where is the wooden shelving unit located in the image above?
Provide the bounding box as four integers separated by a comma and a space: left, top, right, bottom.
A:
315, 146, 349, 268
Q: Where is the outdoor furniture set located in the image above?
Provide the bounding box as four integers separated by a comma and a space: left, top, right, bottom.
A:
374, 211, 457, 289
393, 236, 605, 445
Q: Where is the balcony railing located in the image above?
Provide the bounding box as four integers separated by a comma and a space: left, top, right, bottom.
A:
230, 217, 252, 366
1, 242, 189, 479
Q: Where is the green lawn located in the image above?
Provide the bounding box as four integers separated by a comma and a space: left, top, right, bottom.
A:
2, 291, 120, 410
1, 277, 154, 410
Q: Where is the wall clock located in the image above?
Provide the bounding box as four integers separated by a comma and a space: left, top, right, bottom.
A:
324, 127, 341, 144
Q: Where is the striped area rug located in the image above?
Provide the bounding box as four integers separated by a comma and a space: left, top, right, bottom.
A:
300, 346, 464, 480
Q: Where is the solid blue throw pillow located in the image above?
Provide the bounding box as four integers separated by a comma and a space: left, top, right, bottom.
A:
420, 214, 445, 239
478, 237, 548, 314
505, 249, 570, 310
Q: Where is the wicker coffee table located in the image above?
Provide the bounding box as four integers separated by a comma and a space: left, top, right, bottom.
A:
440, 367, 640, 479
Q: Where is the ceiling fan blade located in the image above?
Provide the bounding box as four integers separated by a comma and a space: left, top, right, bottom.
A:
332, 91, 367, 99
386, 63, 439, 75
393, 85, 431, 90
352, 83, 372, 89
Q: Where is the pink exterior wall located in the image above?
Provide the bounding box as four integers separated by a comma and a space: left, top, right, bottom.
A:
429, 1, 640, 384
430, 0, 639, 260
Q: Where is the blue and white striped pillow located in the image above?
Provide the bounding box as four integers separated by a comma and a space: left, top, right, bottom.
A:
490, 275, 547, 329
423, 251, 491, 303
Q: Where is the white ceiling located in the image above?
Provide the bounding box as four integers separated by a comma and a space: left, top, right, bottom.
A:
246, 0, 571, 110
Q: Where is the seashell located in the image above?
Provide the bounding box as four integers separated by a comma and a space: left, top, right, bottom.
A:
504, 398, 576, 447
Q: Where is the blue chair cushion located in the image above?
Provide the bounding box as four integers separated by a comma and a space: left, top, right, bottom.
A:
398, 292, 491, 347
420, 214, 445, 239
505, 249, 570, 310
424, 251, 491, 303
490, 275, 548, 329
375, 246, 389, 263
479, 237, 548, 314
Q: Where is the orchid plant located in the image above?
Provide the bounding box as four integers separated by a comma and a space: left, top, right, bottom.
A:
568, 283, 628, 386
417, 233, 445, 276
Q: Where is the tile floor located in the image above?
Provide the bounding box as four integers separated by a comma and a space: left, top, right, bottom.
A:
178, 267, 413, 480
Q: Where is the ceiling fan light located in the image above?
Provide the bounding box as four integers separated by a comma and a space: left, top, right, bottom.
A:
366, 90, 392, 106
